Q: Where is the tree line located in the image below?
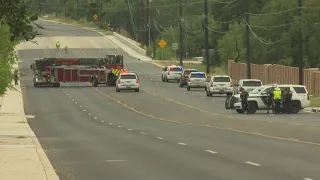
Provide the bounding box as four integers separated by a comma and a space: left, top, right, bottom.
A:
35, 0, 320, 69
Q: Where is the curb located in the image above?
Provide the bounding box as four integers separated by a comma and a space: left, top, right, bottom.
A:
311, 108, 320, 113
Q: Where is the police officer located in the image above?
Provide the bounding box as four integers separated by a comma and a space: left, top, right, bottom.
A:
266, 86, 275, 114
56, 41, 60, 51
14, 69, 19, 85
282, 87, 292, 114
273, 86, 282, 114
240, 88, 249, 114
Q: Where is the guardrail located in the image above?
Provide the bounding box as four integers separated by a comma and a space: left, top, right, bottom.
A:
112, 32, 146, 56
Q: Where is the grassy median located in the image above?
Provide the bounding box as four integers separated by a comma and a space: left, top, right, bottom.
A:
310, 96, 320, 107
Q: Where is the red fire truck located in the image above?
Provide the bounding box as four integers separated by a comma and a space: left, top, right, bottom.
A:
30, 55, 126, 87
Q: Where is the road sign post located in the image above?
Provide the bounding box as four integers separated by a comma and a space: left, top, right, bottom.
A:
158, 39, 167, 60
93, 14, 98, 21
172, 43, 178, 62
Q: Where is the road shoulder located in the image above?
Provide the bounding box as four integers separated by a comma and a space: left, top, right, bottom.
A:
0, 81, 59, 180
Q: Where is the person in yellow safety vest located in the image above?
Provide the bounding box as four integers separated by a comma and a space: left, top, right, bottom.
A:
273, 85, 282, 114
56, 41, 60, 51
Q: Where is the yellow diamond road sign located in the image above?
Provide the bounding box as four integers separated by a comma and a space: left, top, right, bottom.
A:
158, 39, 167, 48
93, 14, 98, 20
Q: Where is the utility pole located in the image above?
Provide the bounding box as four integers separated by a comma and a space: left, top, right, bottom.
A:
64, 0, 67, 18
179, 0, 183, 66
146, 0, 150, 46
76, 0, 79, 19
245, 13, 251, 79
204, 0, 209, 74
298, 0, 303, 85
99, 1, 102, 28
140, 0, 145, 45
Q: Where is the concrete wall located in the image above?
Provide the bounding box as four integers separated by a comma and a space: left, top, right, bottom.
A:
228, 60, 320, 95
112, 32, 146, 56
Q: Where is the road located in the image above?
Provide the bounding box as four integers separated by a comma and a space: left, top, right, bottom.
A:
17, 19, 320, 180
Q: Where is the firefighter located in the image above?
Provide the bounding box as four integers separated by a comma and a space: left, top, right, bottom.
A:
266, 86, 275, 114
282, 87, 292, 114
273, 86, 282, 114
56, 41, 60, 51
64, 45, 68, 54
240, 88, 249, 114
13, 69, 19, 85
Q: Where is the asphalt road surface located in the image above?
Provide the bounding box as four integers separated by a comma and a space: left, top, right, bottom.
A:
17, 19, 320, 180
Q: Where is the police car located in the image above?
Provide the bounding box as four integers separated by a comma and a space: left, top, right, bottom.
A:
116, 72, 139, 92
225, 84, 310, 114
162, 65, 183, 82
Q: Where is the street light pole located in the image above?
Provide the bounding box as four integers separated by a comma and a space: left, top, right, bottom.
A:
204, 0, 209, 74
298, 0, 303, 85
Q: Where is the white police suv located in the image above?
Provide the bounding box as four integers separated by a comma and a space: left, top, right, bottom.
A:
225, 84, 310, 114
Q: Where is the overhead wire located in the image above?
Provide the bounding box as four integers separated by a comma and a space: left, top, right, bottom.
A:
245, 21, 280, 45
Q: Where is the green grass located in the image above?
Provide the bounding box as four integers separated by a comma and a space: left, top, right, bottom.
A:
42, 14, 112, 35
310, 96, 320, 107
152, 60, 227, 76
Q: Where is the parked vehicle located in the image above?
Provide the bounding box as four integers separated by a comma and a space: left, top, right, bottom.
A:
206, 75, 233, 96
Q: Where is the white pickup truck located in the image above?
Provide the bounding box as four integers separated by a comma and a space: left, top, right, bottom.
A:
234, 79, 263, 94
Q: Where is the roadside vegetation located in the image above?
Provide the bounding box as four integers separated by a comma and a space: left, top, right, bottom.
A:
310, 96, 320, 107
0, 1, 39, 96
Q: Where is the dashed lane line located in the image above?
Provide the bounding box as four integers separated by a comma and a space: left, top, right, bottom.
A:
94, 117, 97, 119
90, 87, 320, 147
178, 142, 187, 146
127, 129, 132, 131
245, 162, 261, 167
140, 132, 146, 134
205, 150, 217, 154
118, 126, 121, 128
157, 137, 164, 140
88, 113, 91, 116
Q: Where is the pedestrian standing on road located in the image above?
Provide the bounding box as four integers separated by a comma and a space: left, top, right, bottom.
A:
240, 88, 249, 114
282, 87, 292, 114
266, 86, 275, 114
273, 86, 282, 114
14, 69, 19, 85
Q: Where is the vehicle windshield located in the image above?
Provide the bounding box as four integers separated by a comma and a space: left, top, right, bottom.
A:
183, 70, 197, 76
121, 75, 136, 79
213, 77, 230, 82
170, 67, 183, 71
190, 73, 206, 78
243, 81, 262, 87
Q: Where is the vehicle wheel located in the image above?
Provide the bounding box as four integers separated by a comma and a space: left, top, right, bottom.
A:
56, 83, 60, 87
187, 87, 190, 91
116, 88, 120, 92
134, 88, 139, 92
209, 92, 213, 97
290, 102, 301, 114
177, 79, 180, 83
225, 96, 231, 110
236, 109, 245, 113
34, 84, 37, 87
227, 93, 232, 97
247, 102, 257, 114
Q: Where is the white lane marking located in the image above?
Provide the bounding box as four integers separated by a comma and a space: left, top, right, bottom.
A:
69, 96, 71, 98
109, 123, 112, 125
304, 178, 314, 180
72, 99, 74, 101
101, 120, 104, 123
205, 150, 217, 154
83, 109, 86, 112
245, 162, 260, 166
118, 126, 121, 128
66, 93, 68, 95
106, 160, 128, 162
202, 97, 205, 98
80, 106, 82, 108
127, 129, 132, 131
94, 117, 97, 119
88, 113, 91, 115
140, 132, 146, 134
75, 102, 78, 104
178, 142, 187, 146
157, 137, 164, 140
